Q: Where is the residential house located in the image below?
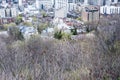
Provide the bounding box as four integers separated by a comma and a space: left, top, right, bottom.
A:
18, 26, 38, 39
53, 18, 86, 34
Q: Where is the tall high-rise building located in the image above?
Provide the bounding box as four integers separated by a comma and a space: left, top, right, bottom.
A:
88, 0, 98, 5
35, 0, 53, 10
83, 0, 105, 5
0, 0, 2, 3
55, 0, 68, 18
36, 0, 39, 9
68, 0, 80, 3
13, 0, 18, 3
111, 0, 120, 3
18, 0, 22, 6
55, 0, 68, 9
0, 9, 5, 18
5, 0, 12, 4
82, 0, 120, 6
84, 0, 88, 5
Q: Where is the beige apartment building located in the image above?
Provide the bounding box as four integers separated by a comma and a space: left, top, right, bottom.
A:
81, 5, 100, 22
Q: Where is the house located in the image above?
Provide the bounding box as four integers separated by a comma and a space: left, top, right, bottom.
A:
24, 5, 39, 15
18, 26, 38, 39
41, 27, 54, 37
52, 18, 86, 34
81, 5, 100, 22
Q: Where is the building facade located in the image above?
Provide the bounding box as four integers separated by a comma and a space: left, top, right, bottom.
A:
100, 5, 120, 14
54, 0, 68, 18
81, 0, 120, 6
81, 6, 100, 22
36, 0, 53, 10
0, 7, 17, 24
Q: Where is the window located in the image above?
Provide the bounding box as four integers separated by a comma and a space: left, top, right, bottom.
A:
111, 8, 114, 14
112, 0, 114, 2
103, 0, 106, 5
105, 7, 107, 14
0, 0, 2, 3
115, 8, 117, 13
68, 0, 73, 3
119, 8, 120, 14
110, 9, 112, 14
13, 0, 18, 3
103, 8, 105, 13
117, 8, 118, 14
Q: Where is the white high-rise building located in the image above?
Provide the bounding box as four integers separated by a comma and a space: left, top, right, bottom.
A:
36, 0, 39, 9
111, 0, 120, 4
36, 0, 53, 9
0, 8, 17, 18
18, 0, 22, 6
0, 9, 5, 18
55, 0, 68, 9
84, 0, 88, 5
82, 0, 120, 6
100, 5, 120, 14
11, 8, 18, 17
83, 0, 106, 5
54, 0, 68, 18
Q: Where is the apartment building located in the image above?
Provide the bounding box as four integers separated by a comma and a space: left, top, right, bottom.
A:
54, 0, 68, 18
81, 5, 100, 22
0, 8, 5, 18
100, 5, 120, 14
0, 0, 2, 3
35, 0, 53, 9
0, 7, 17, 24
80, 0, 120, 6
0, 8, 17, 18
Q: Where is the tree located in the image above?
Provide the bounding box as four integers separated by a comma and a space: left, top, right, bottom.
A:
3, 23, 16, 30
76, 17, 82, 21
71, 28, 77, 35
54, 30, 62, 39
8, 26, 23, 40
37, 23, 48, 34
23, 22, 33, 26
15, 15, 23, 25
0, 15, 120, 80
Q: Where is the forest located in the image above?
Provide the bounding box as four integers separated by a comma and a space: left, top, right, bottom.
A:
0, 15, 120, 80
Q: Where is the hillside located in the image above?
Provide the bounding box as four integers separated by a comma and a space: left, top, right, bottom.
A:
0, 16, 120, 80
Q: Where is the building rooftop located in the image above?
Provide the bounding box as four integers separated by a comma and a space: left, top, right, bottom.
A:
85, 5, 99, 12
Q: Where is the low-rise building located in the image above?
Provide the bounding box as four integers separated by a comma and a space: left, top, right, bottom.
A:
18, 26, 38, 39
24, 5, 39, 15
52, 18, 86, 34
